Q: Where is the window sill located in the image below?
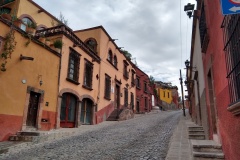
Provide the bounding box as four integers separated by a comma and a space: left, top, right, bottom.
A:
66, 78, 80, 85
227, 101, 240, 116
107, 59, 118, 70
136, 86, 141, 90
104, 96, 111, 101
123, 74, 129, 80
82, 85, 93, 91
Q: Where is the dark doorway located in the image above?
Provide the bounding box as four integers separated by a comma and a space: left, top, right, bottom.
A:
136, 101, 140, 113
27, 92, 40, 127
115, 84, 120, 109
60, 93, 77, 128
81, 98, 93, 125
208, 71, 217, 134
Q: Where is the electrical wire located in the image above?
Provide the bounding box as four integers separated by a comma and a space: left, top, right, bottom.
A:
180, 0, 183, 69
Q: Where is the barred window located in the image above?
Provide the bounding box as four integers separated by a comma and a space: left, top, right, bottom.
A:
113, 55, 118, 68
104, 74, 111, 100
85, 38, 97, 53
136, 76, 141, 89
108, 50, 113, 62
131, 70, 135, 86
123, 60, 129, 79
199, 3, 209, 53
83, 59, 93, 89
144, 81, 147, 92
124, 88, 128, 107
221, 14, 240, 104
67, 48, 81, 84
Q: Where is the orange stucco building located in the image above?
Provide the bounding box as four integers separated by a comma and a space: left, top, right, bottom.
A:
0, 0, 137, 141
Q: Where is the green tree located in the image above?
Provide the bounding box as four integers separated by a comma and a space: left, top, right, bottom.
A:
149, 75, 155, 85
121, 50, 132, 60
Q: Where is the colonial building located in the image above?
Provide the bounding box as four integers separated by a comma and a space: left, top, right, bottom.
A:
186, 0, 240, 159
133, 65, 151, 113
155, 81, 178, 110
74, 26, 136, 122
0, 0, 61, 141
0, 0, 138, 141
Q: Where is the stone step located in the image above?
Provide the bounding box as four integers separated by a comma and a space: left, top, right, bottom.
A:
189, 126, 204, 131
193, 151, 224, 160
17, 131, 40, 136
191, 140, 222, 153
189, 130, 205, 134
189, 134, 205, 140
9, 135, 34, 142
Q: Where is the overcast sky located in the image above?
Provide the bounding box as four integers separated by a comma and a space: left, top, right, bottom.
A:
34, 0, 195, 95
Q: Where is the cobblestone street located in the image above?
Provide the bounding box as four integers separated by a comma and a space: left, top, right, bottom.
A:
0, 110, 182, 160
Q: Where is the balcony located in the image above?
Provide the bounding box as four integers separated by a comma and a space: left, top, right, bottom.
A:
35, 25, 100, 63
0, 0, 15, 7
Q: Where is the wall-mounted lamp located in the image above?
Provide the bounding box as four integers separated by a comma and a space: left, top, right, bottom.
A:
117, 47, 124, 50
20, 54, 34, 61
184, 80, 195, 85
184, 3, 195, 18
110, 39, 118, 42
185, 59, 197, 71
38, 75, 43, 86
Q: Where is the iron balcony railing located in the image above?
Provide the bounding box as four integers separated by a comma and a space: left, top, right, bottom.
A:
0, 0, 15, 6
35, 25, 100, 63
221, 15, 240, 104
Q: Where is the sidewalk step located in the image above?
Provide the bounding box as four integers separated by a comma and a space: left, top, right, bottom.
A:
191, 140, 222, 153
193, 151, 224, 160
189, 130, 205, 134
9, 135, 34, 142
17, 131, 40, 136
189, 126, 204, 131
189, 134, 205, 140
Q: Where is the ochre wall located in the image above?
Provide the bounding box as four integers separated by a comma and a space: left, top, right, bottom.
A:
17, 0, 58, 28
160, 88, 172, 104
0, 21, 60, 140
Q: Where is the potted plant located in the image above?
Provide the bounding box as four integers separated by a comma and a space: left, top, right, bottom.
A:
38, 33, 45, 43
45, 38, 51, 46
26, 21, 37, 35
53, 39, 63, 53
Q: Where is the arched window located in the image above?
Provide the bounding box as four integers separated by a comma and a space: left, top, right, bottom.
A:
20, 17, 34, 31
108, 50, 113, 62
85, 38, 97, 53
113, 55, 118, 67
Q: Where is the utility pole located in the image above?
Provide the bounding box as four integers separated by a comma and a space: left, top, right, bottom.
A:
179, 69, 186, 116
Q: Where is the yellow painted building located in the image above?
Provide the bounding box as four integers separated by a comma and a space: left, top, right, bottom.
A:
159, 88, 172, 104
0, 0, 61, 141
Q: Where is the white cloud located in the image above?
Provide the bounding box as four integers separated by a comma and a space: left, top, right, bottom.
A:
33, 0, 195, 96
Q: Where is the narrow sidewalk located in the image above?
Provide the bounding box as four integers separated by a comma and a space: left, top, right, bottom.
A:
166, 110, 192, 160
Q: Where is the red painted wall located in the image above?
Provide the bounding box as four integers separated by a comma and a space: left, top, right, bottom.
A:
134, 66, 151, 113
203, 0, 240, 159
0, 114, 22, 141
40, 110, 57, 131
95, 102, 114, 124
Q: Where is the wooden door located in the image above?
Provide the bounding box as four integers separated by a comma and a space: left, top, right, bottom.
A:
60, 93, 77, 128
27, 92, 40, 127
115, 84, 120, 109
80, 99, 93, 125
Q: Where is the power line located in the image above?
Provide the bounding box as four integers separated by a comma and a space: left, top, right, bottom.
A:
180, 0, 183, 69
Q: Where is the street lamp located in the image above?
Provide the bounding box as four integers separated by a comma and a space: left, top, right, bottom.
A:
184, 3, 195, 18
179, 69, 186, 117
